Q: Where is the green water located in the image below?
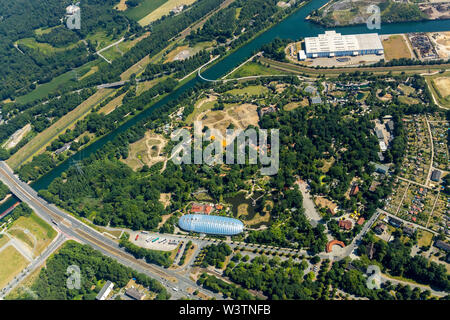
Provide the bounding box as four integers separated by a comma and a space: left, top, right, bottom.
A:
2, 0, 450, 215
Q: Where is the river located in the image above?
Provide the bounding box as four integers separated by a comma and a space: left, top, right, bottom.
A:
1, 0, 450, 215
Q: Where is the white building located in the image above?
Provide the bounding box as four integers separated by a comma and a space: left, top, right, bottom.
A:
304, 31, 384, 59
298, 50, 306, 61
96, 281, 114, 300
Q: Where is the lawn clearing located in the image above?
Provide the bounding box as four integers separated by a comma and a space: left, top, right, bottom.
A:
125, 0, 168, 21
15, 71, 76, 105
8, 89, 114, 169
417, 230, 433, 247
79, 66, 99, 81
86, 31, 122, 51
15, 38, 79, 55
100, 45, 123, 62
115, 0, 128, 11
226, 62, 285, 79
136, 77, 168, 96
425, 72, 450, 108
0, 234, 10, 249
0, 246, 28, 289
121, 131, 168, 171
191, 102, 260, 139
433, 76, 450, 98
398, 84, 416, 96
225, 85, 268, 96
138, 0, 198, 26
14, 60, 100, 105
98, 92, 126, 115
12, 213, 57, 256
284, 102, 300, 111
382, 35, 413, 61
186, 95, 218, 124
8, 229, 34, 249
399, 95, 420, 105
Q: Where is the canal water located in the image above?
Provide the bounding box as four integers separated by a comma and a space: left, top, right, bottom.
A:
1, 0, 450, 215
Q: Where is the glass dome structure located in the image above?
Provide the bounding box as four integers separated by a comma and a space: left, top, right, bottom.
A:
178, 214, 244, 235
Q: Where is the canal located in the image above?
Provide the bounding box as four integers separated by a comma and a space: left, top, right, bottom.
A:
1, 0, 450, 215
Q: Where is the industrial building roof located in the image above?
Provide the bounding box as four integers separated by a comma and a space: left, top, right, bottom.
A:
305, 31, 383, 55
178, 214, 244, 235
96, 281, 113, 300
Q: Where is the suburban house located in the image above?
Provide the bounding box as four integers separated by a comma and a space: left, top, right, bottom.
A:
402, 226, 415, 236
374, 223, 387, 235
125, 288, 145, 300
388, 217, 403, 228
350, 184, 359, 196
356, 217, 365, 225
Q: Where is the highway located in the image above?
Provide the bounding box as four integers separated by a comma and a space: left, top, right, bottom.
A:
0, 161, 221, 300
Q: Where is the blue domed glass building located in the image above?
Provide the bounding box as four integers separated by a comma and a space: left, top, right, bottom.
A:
178, 214, 244, 235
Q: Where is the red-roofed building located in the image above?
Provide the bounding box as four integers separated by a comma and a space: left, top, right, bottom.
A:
350, 184, 359, 196
190, 203, 213, 214
356, 217, 365, 225
339, 219, 353, 230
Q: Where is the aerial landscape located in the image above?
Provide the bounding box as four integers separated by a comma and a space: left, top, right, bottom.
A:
0, 0, 449, 312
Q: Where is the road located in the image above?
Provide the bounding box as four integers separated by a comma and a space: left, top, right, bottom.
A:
338, 209, 382, 260
260, 57, 450, 77
95, 37, 125, 64
378, 209, 440, 236
0, 161, 221, 300
425, 116, 434, 186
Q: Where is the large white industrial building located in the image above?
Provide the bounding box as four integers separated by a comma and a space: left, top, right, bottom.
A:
301, 30, 384, 59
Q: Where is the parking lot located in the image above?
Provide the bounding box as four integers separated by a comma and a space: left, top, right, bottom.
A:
129, 231, 181, 251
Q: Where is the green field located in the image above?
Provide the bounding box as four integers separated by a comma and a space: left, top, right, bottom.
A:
125, 0, 168, 21
86, 31, 123, 51
101, 46, 124, 62
0, 246, 28, 289
16, 38, 79, 55
185, 99, 217, 124
417, 230, 433, 247
226, 62, 285, 79
425, 71, 450, 108
15, 60, 100, 105
34, 26, 58, 36
10, 213, 57, 255
0, 234, 10, 249
399, 95, 420, 105
225, 85, 269, 96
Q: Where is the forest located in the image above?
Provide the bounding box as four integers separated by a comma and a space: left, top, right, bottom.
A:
197, 273, 256, 300
200, 243, 232, 268
223, 252, 442, 300
358, 232, 450, 292
14, 241, 170, 300
0, 180, 9, 201
0, 0, 133, 101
